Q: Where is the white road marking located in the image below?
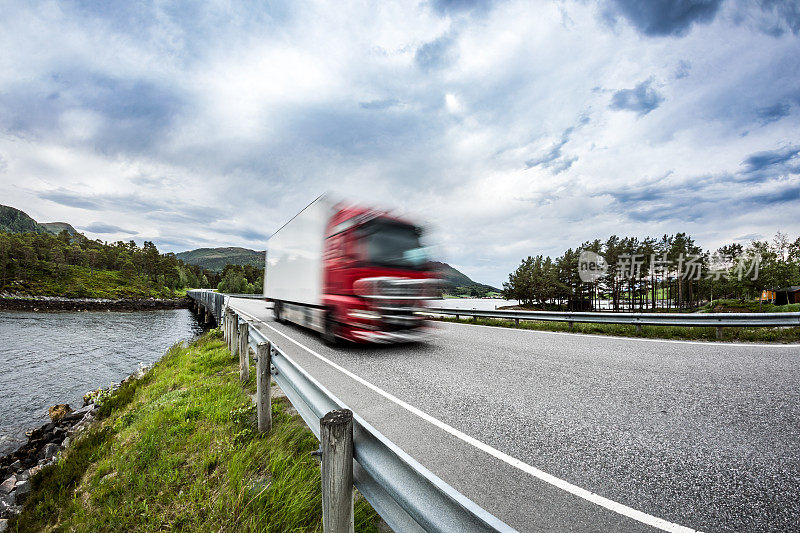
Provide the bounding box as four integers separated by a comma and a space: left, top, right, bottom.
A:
234, 305, 698, 533
436, 317, 800, 348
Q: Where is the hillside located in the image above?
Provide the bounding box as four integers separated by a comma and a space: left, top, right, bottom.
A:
430, 261, 500, 294
175, 247, 265, 271
0, 205, 45, 234
0, 205, 79, 236
40, 221, 79, 236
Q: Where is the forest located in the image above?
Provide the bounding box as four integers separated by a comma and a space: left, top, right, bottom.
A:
0, 230, 219, 298
501, 232, 800, 311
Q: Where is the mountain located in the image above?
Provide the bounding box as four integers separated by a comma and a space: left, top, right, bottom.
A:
430, 261, 500, 293
175, 247, 265, 271
40, 222, 79, 236
0, 205, 46, 234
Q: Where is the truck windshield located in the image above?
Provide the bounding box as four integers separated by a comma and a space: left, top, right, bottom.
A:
359, 219, 428, 269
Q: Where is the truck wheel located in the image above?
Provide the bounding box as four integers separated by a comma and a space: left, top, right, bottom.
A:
274, 301, 283, 323
322, 312, 339, 346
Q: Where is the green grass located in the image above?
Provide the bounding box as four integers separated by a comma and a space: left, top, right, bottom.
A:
1, 262, 175, 299
436, 316, 800, 343
9, 330, 381, 532
699, 298, 800, 313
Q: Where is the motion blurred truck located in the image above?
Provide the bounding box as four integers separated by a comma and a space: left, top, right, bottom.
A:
264, 196, 438, 343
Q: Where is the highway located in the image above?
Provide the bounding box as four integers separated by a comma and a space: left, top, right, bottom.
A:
230, 297, 800, 532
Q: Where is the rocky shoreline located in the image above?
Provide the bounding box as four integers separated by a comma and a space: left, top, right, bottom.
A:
0, 368, 145, 525
0, 295, 190, 312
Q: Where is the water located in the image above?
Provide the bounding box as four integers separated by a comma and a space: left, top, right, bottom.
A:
425, 298, 518, 310
0, 309, 204, 456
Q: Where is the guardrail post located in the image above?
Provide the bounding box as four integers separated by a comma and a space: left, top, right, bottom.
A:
716, 326, 723, 339
223, 309, 230, 344
514, 318, 519, 326
256, 342, 271, 433
321, 409, 354, 533
568, 322, 574, 331
231, 314, 239, 357
239, 322, 249, 383
635, 324, 642, 335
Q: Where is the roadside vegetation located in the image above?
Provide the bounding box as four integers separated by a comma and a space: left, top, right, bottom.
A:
8, 330, 381, 531
436, 316, 800, 343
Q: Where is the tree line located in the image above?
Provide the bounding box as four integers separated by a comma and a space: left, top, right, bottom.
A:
501, 232, 800, 311
0, 229, 255, 296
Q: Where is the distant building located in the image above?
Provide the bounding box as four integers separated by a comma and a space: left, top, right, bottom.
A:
773, 286, 800, 305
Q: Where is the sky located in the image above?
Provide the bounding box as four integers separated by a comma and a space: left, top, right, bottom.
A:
1, 0, 799, 287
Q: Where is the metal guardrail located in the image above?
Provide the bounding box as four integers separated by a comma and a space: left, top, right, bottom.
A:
187, 290, 515, 532
426, 307, 800, 328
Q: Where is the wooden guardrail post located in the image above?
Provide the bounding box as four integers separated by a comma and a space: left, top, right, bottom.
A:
716, 326, 723, 339
320, 409, 354, 533
239, 322, 249, 383
514, 318, 519, 326
231, 314, 239, 357
256, 342, 272, 433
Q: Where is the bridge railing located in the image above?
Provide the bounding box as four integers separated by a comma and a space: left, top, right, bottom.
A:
187, 289, 515, 532
425, 306, 800, 336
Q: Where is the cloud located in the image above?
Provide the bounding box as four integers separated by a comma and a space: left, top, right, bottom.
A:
609, 79, 664, 115
81, 222, 137, 234
755, 102, 792, 125
38, 189, 102, 210
674, 59, 691, 79
525, 126, 581, 174
755, 0, 800, 36
604, 0, 723, 37
359, 98, 400, 110
428, 0, 494, 17
741, 145, 800, 175
415, 33, 457, 71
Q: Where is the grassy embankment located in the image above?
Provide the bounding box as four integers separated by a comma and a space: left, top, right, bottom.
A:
436, 316, 800, 342
8, 330, 381, 532
699, 298, 800, 313
1, 263, 175, 299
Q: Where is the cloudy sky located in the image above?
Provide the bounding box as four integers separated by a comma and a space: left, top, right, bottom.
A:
1, 0, 798, 286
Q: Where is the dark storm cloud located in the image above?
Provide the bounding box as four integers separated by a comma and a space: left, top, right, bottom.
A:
755, 102, 792, 125
604, 0, 723, 37
741, 145, 800, 176
756, 0, 800, 36
0, 70, 184, 154
415, 33, 457, 71
609, 79, 664, 115
81, 222, 137, 234
599, 146, 800, 223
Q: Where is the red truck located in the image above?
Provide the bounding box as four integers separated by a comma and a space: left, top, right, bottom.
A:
264, 196, 438, 343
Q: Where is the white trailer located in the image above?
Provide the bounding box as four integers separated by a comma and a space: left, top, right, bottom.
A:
264, 196, 333, 332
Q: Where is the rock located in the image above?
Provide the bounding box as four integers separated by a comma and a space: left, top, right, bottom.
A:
28, 465, 41, 478
48, 404, 72, 422
0, 477, 14, 495
40, 443, 59, 461
13, 480, 30, 503
7, 462, 21, 474
15, 470, 29, 482
61, 436, 71, 449
0, 491, 14, 508
0, 518, 8, 531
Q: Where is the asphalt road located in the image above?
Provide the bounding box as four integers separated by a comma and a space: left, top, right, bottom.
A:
230, 297, 800, 532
